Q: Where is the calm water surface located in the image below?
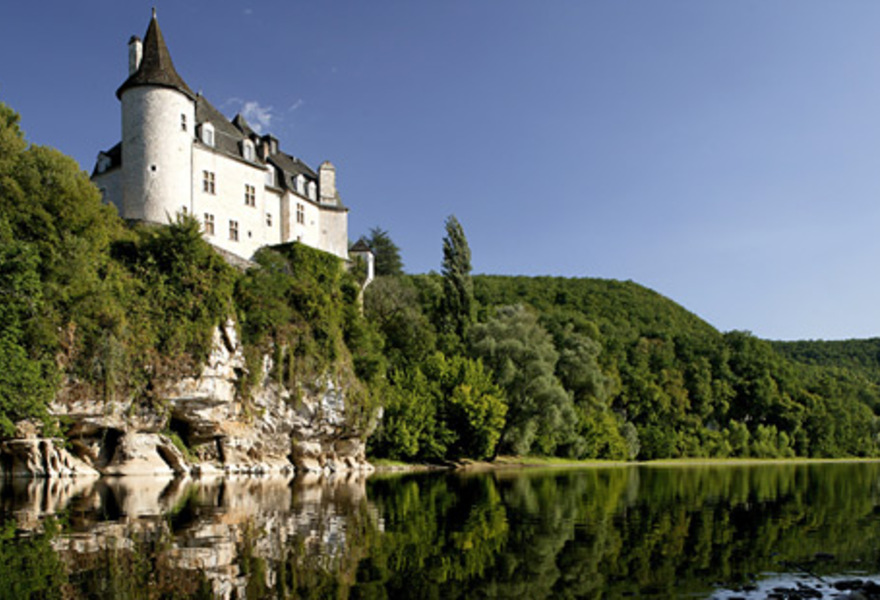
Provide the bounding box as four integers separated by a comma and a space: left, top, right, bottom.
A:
2, 462, 879, 599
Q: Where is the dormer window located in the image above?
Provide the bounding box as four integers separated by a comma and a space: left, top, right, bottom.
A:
295, 174, 305, 195
201, 123, 215, 147
242, 139, 254, 161
307, 181, 317, 201
96, 153, 112, 174
265, 165, 275, 187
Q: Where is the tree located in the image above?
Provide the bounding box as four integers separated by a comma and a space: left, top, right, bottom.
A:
364, 227, 403, 277
440, 215, 475, 344
363, 275, 435, 368
471, 305, 576, 455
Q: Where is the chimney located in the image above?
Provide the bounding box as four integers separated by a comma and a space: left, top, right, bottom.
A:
260, 134, 279, 156
319, 161, 337, 204
128, 35, 143, 75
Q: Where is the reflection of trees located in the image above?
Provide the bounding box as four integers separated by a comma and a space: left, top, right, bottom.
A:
352, 464, 880, 599
3, 465, 880, 597
346, 473, 509, 597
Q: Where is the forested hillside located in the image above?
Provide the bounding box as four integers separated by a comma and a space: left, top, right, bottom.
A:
772, 338, 880, 383
366, 262, 880, 460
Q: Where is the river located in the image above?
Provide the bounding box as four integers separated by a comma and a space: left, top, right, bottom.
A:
1, 462, 879, 598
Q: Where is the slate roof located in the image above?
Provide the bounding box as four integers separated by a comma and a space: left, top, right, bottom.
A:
350, 239, 372, 253
116, 10, 196, 100
269, 152, 317, 185
231, 114, 257, 139
195, 95, 258, 162
91, 142, 122, 177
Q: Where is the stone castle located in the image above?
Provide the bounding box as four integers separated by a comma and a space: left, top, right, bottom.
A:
92, 9, 349, 261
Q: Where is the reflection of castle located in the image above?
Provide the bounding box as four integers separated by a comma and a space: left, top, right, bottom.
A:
92, 10, 349, 262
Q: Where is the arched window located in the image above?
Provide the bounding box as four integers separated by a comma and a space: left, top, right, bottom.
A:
307, 181, 316, 201
265, 165, 275, 186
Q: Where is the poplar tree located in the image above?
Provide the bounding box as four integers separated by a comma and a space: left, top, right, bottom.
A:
440, 215, 475, 342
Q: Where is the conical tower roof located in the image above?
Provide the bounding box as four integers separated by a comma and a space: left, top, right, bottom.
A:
116, 9, 196, 100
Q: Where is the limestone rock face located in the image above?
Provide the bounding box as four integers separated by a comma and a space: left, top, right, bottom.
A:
6, 319, 374, 477
101, 433, 190, 476
1, 438, 100, 478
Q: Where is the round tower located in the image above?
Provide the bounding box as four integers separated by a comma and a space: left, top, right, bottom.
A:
118, 10, 196, 223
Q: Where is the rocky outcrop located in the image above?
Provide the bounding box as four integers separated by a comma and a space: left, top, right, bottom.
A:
0, 438, 99, 479
5, 319, 374, 478
100, 432, 190, 476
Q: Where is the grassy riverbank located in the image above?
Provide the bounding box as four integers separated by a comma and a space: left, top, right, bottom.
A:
370, 455, 880, 473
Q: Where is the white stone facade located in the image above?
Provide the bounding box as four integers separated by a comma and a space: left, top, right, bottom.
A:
92, 12, 349, 262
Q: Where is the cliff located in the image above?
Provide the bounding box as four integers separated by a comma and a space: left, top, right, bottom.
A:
3, 318, 373, 478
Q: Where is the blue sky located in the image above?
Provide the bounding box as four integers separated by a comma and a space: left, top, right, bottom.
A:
2, 1, 880, 341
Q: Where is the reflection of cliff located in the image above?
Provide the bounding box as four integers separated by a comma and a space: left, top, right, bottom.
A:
1, 474, 378, 600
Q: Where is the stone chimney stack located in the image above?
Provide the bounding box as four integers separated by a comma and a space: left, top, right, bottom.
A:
128, 35, 143, 75
319, 161, 337, 204
260, 134, 279, 157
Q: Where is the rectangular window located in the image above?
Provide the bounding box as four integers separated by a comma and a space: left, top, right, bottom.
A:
204, 213, 215, 235
202, 170, 215, 194
266, 213, 272, 227
202, 124, 215, 147
296, 203, 305, 224
244, 184, 256, 207
181, 114, 187, 132
229, 220, 239, 241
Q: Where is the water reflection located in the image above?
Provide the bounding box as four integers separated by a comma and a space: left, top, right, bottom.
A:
1, 463, 880, 598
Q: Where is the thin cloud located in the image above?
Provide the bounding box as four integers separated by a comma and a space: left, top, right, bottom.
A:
224, 98, 276, 133
289, 99, 305, 112
241, 101, 274, 133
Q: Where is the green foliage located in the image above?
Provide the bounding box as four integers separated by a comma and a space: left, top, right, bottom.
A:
4, 96, 880, 463
0, 223, 55, 433
368, 264, 880, 461
0, 519, 68, 598
0, 100, 379, 440
471, 305, 576, 455
125, 215, 236, 362
364, 275, 435, 369
439, 215, 475, 347
369, 353, 506, 461
363, 226, 403, 276
236, 242, 364, 382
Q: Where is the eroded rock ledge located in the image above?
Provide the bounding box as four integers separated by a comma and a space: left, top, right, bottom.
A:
1, 320, 374, 478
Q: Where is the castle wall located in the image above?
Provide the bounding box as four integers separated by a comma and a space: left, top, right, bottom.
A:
121, 87, 194, 222
287, 193, 323, 251
319, 208, 349, 260
92, 168, 123, 217
191, 145, 282, 259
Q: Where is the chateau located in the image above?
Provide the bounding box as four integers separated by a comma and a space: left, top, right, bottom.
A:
92, 10, 349, 261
